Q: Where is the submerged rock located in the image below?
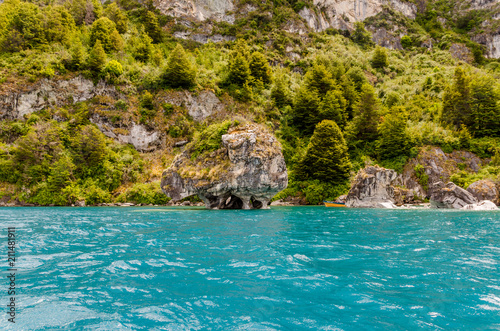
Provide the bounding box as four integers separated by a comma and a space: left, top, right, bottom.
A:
161, 123, 288, 209
461, 200, 498, 211
430, 182, 478, 209
346, 166, 398, 208
467, 180, 499, 206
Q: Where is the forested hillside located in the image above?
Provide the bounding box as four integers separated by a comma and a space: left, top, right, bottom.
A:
1, 0, 500, 206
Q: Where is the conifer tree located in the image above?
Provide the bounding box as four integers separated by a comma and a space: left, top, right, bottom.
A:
163, 44, 196, 88
90, 17, 119, 52
228, 53, 251, 86
292, 85, 320, 134
133, 30, 153, 62
371, 46, 388, 69
376, 106, 411, 159
249, 51, 271, 85
88, 39, 106, 73
297, 120, 352, 183
318, 89, 347, 129
350, 83, 381, 141
351, 22, 374, 48
443, 67, 471, 128
469, 75, 500, 137
271, 76, 289, 109
110, 29, 124, 52
70, 40, 86, 69
144, 11, 162, 43
105, 2, 128, 34
304, 63, 335, 96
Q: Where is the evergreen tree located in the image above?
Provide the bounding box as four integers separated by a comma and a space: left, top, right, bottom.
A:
469, 75, 500, 137
249, 51, 271, 85
3, 2, 45, 51
132, 30, 153, 62
442, 67, 471, 128
104, 2, 128, 34
144, 11, 162, 43
351, 22, 374, 48
88, 39, 106, 73
297, 120, 352, 183
43, 5, 76, 45
376, 106, 411, 159
304, 63, 335, 96
371, 46, 388, 69
228, 53, 251, 86
163, 44, 196, 88
350, 83, 381, 141
70, 40, 86, 69
318, 89, 347, 129
292, 85, 320, 135
110, 29, 124, 52
271, 76, 289, 109
90, 17, 119, 52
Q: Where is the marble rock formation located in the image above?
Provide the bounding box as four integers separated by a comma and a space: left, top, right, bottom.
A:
430, 181, 478, 209
466, 179, 499, 206
346, 166, 398, 208
161, 123, 288, 209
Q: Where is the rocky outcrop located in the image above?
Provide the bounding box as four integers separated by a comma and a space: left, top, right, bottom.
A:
0, 76, 119, 120
298, 0, 416, 32
153, 0, 234, 22
461, 200, 498, 211
467, 180, 499, 205
430, 181, 478, 209
395, 147, 485, 198
346, 166, 398, 208
157, 89, 225, 122
161, 123, 288, 209
91, 116, 162, 152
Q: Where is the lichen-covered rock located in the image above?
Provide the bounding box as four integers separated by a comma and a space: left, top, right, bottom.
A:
0, 76, 119, 120
395, 147, 485, 199
430, 181, 478, 209
346, 166, 398, 208
461, 200, 498, 210
467, 180, 499, 205
161, 123, 288, 209
157, 89, 225, 122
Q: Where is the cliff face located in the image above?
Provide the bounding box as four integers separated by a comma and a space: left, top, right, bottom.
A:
161, 123, 288, 209
153, 0, 416, 30
298, 0, 416, 32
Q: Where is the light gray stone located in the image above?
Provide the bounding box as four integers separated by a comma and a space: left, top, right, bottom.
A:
461, 200, 498, 210
161, 123, 288, 209
346, 166, 399, 208
430, 182, 478, 209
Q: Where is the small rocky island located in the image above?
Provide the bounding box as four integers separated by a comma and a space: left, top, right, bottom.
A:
161, 123, 288, 209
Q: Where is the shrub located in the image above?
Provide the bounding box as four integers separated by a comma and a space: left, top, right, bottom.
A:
163, 44, 196, 88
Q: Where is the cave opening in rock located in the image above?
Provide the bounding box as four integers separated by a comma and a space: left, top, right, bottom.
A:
223, 195, 243, 209
251, 197, 263, 209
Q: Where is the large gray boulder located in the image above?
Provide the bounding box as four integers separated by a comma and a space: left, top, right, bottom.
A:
430, 182, 478, 209
346, 166, 398, 208
161, 123, 288, 209
467, 180, 499, 205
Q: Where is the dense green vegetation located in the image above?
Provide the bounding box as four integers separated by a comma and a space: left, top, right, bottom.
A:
1, 0, 500, 205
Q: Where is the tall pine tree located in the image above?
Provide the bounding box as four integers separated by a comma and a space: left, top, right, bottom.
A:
469, 75, 500, 137
297, 120, 352, 183
163, 44, 196, 88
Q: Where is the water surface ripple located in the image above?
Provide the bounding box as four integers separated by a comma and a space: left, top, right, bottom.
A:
1, 207, 499, 330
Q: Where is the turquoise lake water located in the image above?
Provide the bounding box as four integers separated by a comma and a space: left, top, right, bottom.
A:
1, 206, 500, 330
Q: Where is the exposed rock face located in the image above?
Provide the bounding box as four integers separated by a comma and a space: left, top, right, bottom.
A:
0, 76, 119, 120
430, 182, 478, 209
467, 180, 499, 205
153, 0, 234, 22
298, 0, 416, 32
461, 200, 498, 211
346, 166, 398, 208
157, 89, 225, 122
395, 147, 485, 199
91, 115, 162, 152
161, 123, 288, 209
